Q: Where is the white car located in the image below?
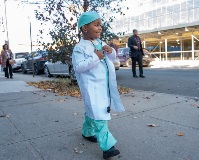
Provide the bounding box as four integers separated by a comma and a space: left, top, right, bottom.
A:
113, 57, 120, 70
12, 52, 29, 72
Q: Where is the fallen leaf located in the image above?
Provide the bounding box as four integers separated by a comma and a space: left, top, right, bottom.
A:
176, 132, 184, 136
73, 113, 78, 116
0, 114, 10, 118
191, 104, 197, 106
59, 99, 65, 102
144, 97, 150, 99
74, 143, 84, 154
0, 114, 6, 117
27, 80, 132, 98
54, 99, 65, 102
148, 124, 158, 127
112, 113, 118, 116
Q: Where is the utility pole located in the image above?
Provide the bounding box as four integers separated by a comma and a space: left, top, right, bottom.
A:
4, 0, 9, 44
28, 16, 34, 77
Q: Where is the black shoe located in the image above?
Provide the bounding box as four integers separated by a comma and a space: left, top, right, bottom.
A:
82, 134, 97, 142
140, 75, 145, 78
10, 77, 13, 79
133, 75, 138, 78
103, 146, 120, 159
7, 77, 9, 79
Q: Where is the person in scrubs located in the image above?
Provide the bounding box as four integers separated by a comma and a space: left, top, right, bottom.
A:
72, 11, 125, 159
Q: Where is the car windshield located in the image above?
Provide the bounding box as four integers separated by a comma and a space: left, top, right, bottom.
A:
15, 52, 29, 59
30, 51, 48, 57
118, 48, 130, 55
118, 48, 125, 55
124, 48, 130, 53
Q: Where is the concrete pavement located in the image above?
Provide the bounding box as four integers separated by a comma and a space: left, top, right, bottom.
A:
0, 71, 199, 160
150, 60, 199, 69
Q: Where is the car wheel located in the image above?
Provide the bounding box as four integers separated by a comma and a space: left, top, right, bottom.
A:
144, 63, 149, 67
126, 58, 132, 67
34, 64, 40, 75
69, 66, 76, 83
21, 65, 27, 74
44, 65, 51, 77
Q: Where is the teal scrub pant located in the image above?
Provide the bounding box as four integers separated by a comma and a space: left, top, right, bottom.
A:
82, 115, 117, 151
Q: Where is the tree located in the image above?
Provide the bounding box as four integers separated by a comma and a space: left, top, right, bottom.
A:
33, 0, 127, 63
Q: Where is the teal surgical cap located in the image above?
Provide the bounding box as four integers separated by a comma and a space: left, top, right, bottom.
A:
78, 12, 101, 29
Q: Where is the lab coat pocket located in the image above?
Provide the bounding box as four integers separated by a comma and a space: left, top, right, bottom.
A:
82, 83, 96, 107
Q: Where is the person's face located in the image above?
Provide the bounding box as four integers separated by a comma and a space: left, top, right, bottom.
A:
133, 31, 138, 36
83, 19, 102, 40
4, 45, 8, 50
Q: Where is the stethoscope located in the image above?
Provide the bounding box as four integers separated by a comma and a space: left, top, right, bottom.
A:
90, 39, 111, 113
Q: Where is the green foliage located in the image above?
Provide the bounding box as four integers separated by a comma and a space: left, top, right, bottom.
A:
34, 0, 127, 63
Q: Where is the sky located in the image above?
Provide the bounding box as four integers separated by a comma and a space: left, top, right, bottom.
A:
1, 0, 192, 53
0, 0, 49, 52
0, 0, 135, 52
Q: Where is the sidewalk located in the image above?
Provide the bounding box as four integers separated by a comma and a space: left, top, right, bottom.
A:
150, 60, 199, 69
0, 73, 199, 160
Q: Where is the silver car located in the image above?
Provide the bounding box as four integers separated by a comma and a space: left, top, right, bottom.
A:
12, 52, 29, 72
44, 55, 119, 80
44, 61, 76, 81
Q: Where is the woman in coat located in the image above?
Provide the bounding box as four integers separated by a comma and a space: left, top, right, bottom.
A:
1, 44, 14, 79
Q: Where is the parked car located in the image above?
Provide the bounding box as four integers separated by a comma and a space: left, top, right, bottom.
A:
118, 47, 131, 67
21, 50, 48, 75
12, 52, 29, 72
113, 56, 120, 70
44, 56, 119, 81
118, 47, 152, 67
44, 60, 76, 81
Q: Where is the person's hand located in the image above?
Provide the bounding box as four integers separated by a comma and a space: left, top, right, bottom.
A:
134, 46, 138, 49
95, 49, 104, 60
103, 45, 112, 54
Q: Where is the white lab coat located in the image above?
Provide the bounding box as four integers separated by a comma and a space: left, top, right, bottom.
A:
72, 38, 125, 120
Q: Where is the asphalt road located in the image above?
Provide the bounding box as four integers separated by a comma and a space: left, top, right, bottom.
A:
116, 67, 199, 97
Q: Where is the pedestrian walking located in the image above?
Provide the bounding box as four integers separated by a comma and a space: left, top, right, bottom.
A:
1, 44, 14, 79
128, 29, 145, 78
72, 11, 125, 159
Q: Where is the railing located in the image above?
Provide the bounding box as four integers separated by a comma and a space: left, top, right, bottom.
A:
150, 50, 199, 61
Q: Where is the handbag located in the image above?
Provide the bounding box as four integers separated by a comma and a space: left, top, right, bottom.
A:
9, 59, 14, 65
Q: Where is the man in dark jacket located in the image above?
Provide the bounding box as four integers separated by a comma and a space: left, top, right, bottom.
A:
128, 29, 145, 78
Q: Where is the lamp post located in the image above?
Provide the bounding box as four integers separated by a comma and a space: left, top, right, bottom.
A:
4, 0, 9, 44
28, 16, 33, 53
28, 16, 34, 77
